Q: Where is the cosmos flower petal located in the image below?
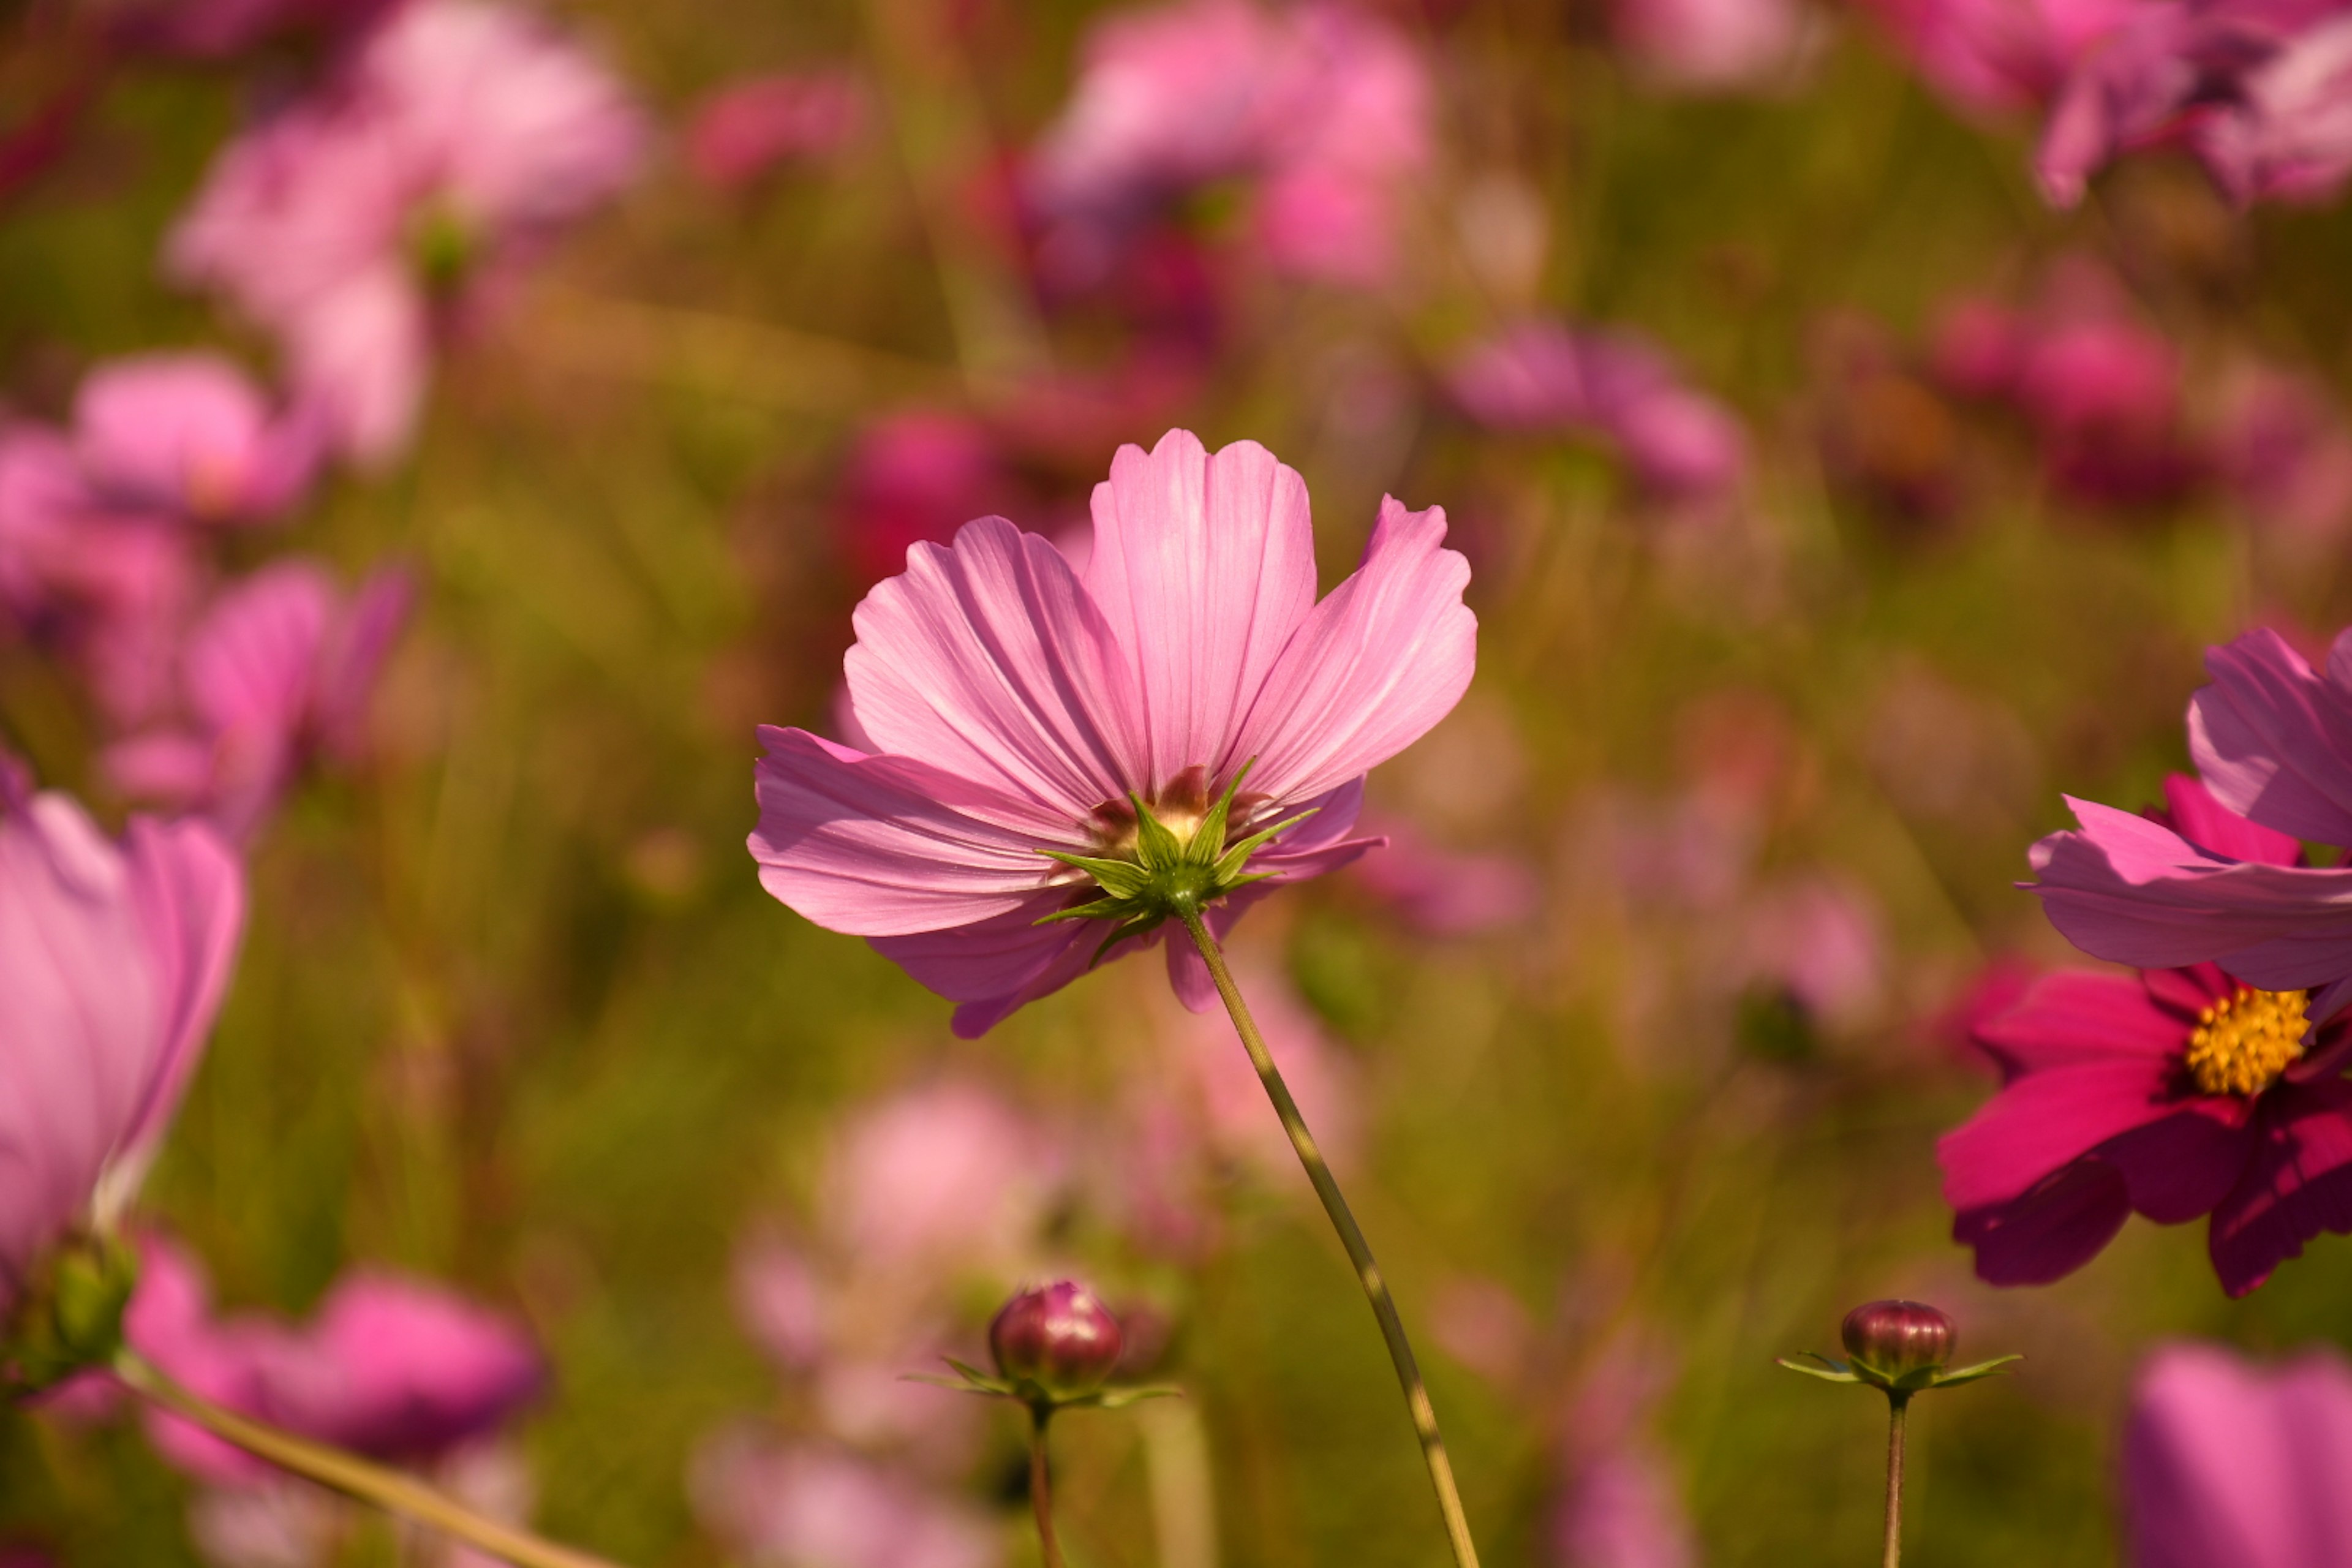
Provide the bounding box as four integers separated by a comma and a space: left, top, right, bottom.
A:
1937, 1057, 2180, 1212
2207, 1079, 2352, 1297
1953, 1161, 2133, 1287
1083, 431, 1319, 791
2163, 772, 2305, 868
846, 516, 1146, 817
749, 726, 1075, 938
1232, 496, 1476, 804
1973, 968, 2187, 1077
2190, 628, 2352, 848
870, 897, 1128, 1039
2097, 1104, 2260, 1224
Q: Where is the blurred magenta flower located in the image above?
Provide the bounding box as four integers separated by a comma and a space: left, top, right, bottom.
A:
684, 69, 868, 192
2196, 13, 2352, 203
1953, 778, 2352, 1295
2032, 631, 2352, 1022
1550, 1450, 1698, 1568
2124, 1341, 2352, 1567
1350, 814, 1541, 937
1734, 872, 1887, 1031
103, 559, 413, 843
1025, 0, 1431, 289
100, 0, 399, 61
748, 428, 1475, 1036
2215, 364, 2352, 538
832, 412, 1019, 589
73, 354, 323, 527
1856, 0, 2136, 113
691, 1432, 1000, 1568
0, 772, 244, 1317
167, 0, 649, 466
1446, 319, 1749, 502
129, 1234, 544, 1484
820, 1079, 1054, 1272
1613, 0, 1811, 92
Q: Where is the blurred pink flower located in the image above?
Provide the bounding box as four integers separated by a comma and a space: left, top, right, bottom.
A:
1735, 873, 1886, 1029
1173, 956, 1358, 1175
1431, 1275, 1538, 1386
1446, 320, 1749, 502
103, 559, 413, 842
2124, 1341, 2352, 1567
130, 1234, 544, 1484
1025, 0, 1430, 289
749, 428, 1475, 1036
833, 412, 1018, 589
73, 354, 323, 527
1856, 0, 2138, 113
733, 1238, 826, 1372
685, 69, 868, 191
2215, 364, 2352, 537
1613, 0, 1810, 91
2196, 13, 2352, 203
691, 1431, 1000, 1568
1954, 775, 2352, 1295
1550, 1449, 1698, 1568
1350, 815, 1541, 936
0, 775, 244, 1316
167, 0, 648, 465
820, 1079, 1053, 1272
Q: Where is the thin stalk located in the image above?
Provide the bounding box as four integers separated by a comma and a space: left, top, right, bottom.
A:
1177, 907, 1482, 1568
1029, 1409, 1068, 1568
1882, 1394, 1909, 1568
115, 1351, 622, 1568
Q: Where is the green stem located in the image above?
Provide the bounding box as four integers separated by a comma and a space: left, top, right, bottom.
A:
1177, 907, 1482, 1568
1030, 1408, 1067, 1568
115, 1351, 623, 1568
1882, 1393, 1909, 1568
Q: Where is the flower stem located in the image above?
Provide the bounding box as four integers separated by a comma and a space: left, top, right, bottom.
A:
1029, 1408, 1067, 1568
1882, 1393, 1909, 1568
114, 1351, 623, 1568
1177, 908, 1482, 1568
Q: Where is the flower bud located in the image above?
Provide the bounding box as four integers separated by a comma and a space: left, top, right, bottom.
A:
1840, 1299, 1954, 1380
989, 1281, 1123, 1401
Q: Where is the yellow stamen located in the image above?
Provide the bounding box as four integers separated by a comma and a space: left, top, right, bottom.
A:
2185, 987, 2309, 1097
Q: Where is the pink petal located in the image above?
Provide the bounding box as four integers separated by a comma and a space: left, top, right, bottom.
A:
1972, 968, 2190, 1077
748, 727, 1079, 938
1939, 1057, 2180, 1210
1082, 431, 1319, 793
2097, 1102, 2258, 1223
2162, 772, 2305, 867
869, 895, 1105, 1038
1953, 1160, 2132, 1286
845, 516, 1145, 818
2188, 627, 2352, 847
186, 560, 334, 737
2208, 1079, 2352, 1297
1230, 495, 1476, 805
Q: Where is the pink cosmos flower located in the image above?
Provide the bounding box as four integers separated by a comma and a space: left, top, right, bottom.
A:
103, 559, 413, 843
2124, 1341, 2352, 1567
1550, 1450, 1698, 1568
1856, 0, 2139, 113
690, 1432, 1000, 1568
1613, 0, 1811, 91
167, 0, 648, 466
1349, 814, 1542, 937
1446, 320, 1749, 502
685, 69, 868, 192
2031, 628, 2352, 1023
748, 429, 1476, 1036
72, 354, 322, 528
2214, 364, 2352, 538
129, 1234, 544, 1484
2195, 12, 2352, 203
0, 769, 244, 1316
1959, 774, 2352, 1295
819, 1079, 1054, 1272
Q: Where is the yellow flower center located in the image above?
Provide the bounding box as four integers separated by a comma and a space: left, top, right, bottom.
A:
2185, 987, 2309, 1097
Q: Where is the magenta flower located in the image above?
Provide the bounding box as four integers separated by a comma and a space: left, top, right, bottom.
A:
684, 68, 868, 192
2214, 363, 2352, 538
1446, 319, 1749, 503
691, 1433, 1000, 1568
1856, 0, 2138, 114
748, 429, 1476, 1036
2031, 629, 2352, 1024
1954, 778, 2352, 1295
2124, 1341, 2352, 1567
0, 768, 244, 1316
102, 0, 398, 61
167, 0, 648, 465
1612, 0, 1810, 92
104, 559, 413, 842
129, 1234, 544, 1484
832, 412, 1019, 589
72, 353, 323, 527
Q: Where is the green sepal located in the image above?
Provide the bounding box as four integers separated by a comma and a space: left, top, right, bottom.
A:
1776, 1349, 2024, 1396
902, 1359, 1182, 1415
1040, 851, 1153, 899
1923, 1354, 2024, 1388
3, 1234, 140, 1395
1129, 795, 1186, 866
1031, 757, 1310, 933
1775, 1353, 1864, 1384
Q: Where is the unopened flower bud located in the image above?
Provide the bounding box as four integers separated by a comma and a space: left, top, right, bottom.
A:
989, 1281, 1123, 1401
1841, 1299, 1954, 1380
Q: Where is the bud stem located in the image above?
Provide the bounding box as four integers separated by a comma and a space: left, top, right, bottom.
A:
1882, 1393, 1909, 1568
1177, 908, 1482, 1568
1029, 1409, 1068, 1568
113, 1350, 624, 1568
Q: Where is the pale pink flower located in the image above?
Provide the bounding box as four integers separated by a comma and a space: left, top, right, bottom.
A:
103, 559, 413, 842
1551, 1449, 1698, 1568
2125, 1341, 2352, 1566
690, 1432, 1000, 1568
1614, 0, 1811, 91
1735, 873, 1886, 1029
1431, 1275, 1539, 1386
733, 1238, 827, 1373
2195, 12, 2352, 203
73, 354, 323, 527
1171, 955, 1358, 1177
2215, 364, 2352, 537
1349, 815, 1542, 936
0, 774, 244, 1315
748, 428, 1476, 1036
685, 69, 867, 191
167, 0, 648, 465
1858, 0, 2139, 113
129, 1234, 544, 1485
820, 1080, 1054, 1272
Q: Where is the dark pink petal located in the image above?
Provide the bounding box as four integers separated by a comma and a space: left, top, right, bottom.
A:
1231, 496, 1476, 805
1082, 431, 1319, 794
846, 516, 1145, 818
869, 896, 1110, 1039
2097, 1101, 2257, 1223
1953, 1160, 2132, 1286
2141, 961, 2233, 1021
1972, 968, 2186, 1077
749, 727, 1077, 937
2190, 627, 2352, 846
2161, 772, 2305, 867
2207, 1079, 2352, 1297
1939, 1057, 2180, 1210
